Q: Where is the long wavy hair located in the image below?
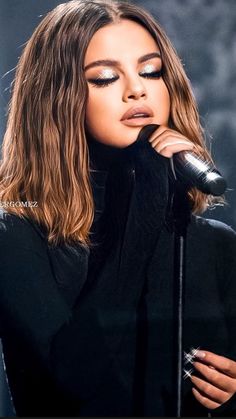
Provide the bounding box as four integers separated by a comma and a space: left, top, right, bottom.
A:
0, 0, 218, 247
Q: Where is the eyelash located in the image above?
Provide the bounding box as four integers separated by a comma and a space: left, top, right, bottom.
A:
88, 70, 163, 88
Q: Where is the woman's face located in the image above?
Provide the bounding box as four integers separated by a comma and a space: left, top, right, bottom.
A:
84, 19, 170, 148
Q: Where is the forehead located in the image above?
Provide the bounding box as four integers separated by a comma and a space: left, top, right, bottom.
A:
84, 19, 159, 64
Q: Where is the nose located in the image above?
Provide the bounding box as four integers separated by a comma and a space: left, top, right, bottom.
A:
122, 76, 147, 102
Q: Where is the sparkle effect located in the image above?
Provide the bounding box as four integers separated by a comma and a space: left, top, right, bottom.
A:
140, 63, 157, 74
183, 347, 200, 379
97, 69, 116, 79
183, 368, 194, 380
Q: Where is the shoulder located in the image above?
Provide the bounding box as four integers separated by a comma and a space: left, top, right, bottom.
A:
189, 214, 236, 256
191, 214, 236, 235
0, 209, 89, 259
0, 208, 33, 234
190, 215, 236, 238
0, 208, 46, 251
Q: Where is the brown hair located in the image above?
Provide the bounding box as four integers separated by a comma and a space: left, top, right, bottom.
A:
0, 0, 219, 247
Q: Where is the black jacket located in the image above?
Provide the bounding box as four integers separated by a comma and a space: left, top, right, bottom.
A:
0, 136, 236, 417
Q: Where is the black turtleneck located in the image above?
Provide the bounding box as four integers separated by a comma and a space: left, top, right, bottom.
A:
1, 126, 236, 417
87, 126, 172, 278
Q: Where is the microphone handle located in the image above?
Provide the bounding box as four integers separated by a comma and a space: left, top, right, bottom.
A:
172, 151, 227, 196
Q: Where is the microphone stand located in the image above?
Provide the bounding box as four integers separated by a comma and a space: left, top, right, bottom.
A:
169, 152, 227, 417
172, 182, 191, 418
133, 124, 227, 417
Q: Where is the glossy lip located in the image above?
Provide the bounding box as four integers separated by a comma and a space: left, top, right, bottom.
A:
120, 105, 154, 122
121, 116, 154, 127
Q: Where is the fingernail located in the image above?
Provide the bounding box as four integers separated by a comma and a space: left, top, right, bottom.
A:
194, 350, 206, 360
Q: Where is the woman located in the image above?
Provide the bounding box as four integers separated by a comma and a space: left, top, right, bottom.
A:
0, 0, 236, 416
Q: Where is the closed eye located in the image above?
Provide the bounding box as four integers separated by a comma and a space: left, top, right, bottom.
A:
140, 70, 163, 79
87, 70, 163, 88
87, 76, 119, 88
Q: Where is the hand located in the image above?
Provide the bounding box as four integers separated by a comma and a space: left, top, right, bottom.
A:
191, 350, 236, 409
148, 125, 197, 158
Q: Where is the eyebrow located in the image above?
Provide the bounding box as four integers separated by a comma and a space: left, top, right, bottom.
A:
84, 52, 161, 71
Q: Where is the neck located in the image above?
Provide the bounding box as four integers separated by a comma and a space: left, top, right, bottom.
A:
87, 136, 123, 172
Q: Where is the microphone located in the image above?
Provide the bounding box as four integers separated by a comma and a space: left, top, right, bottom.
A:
172, 151, 227, 196
136, 124, 227, 197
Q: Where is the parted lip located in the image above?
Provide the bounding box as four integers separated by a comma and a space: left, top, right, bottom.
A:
120, 105, 154, 121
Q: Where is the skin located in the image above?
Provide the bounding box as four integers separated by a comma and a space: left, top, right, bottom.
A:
191, 350, 236, 409
84, 18, 193, 154
84, 19, 236, 408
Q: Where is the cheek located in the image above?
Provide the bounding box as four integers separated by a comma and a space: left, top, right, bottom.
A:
85, 81, 171, 147
85, 88, 116, 137
86, 92, 102, 126
85, 90, 136, 147
161, 82, 171, 108
149, 80, 170, 123
163, 84, 171, 112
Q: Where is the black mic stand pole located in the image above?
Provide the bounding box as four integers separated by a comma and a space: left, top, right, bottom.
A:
135, 124, 227, 417
172, 182, 191, 418
171, 164, 227, 417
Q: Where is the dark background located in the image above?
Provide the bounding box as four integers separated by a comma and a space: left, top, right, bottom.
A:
0, 0, 235, 415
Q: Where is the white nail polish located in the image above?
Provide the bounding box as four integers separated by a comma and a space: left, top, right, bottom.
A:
195, 350, 206, 360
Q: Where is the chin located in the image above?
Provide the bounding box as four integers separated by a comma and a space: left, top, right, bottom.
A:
116, 138, 138, 149
94, 127, 141, 148
99, 136, 137, 149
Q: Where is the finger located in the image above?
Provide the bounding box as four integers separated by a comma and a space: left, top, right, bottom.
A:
148, 125, 169, 142
152, 141, 194, 158
193, 361, 236, 393
194, 350, 236, 378
149, 128, 188, 145
192, 387, 220, 410
157, 140, 194, 154
148, 127, 205, 159
191, 374, 231, 404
